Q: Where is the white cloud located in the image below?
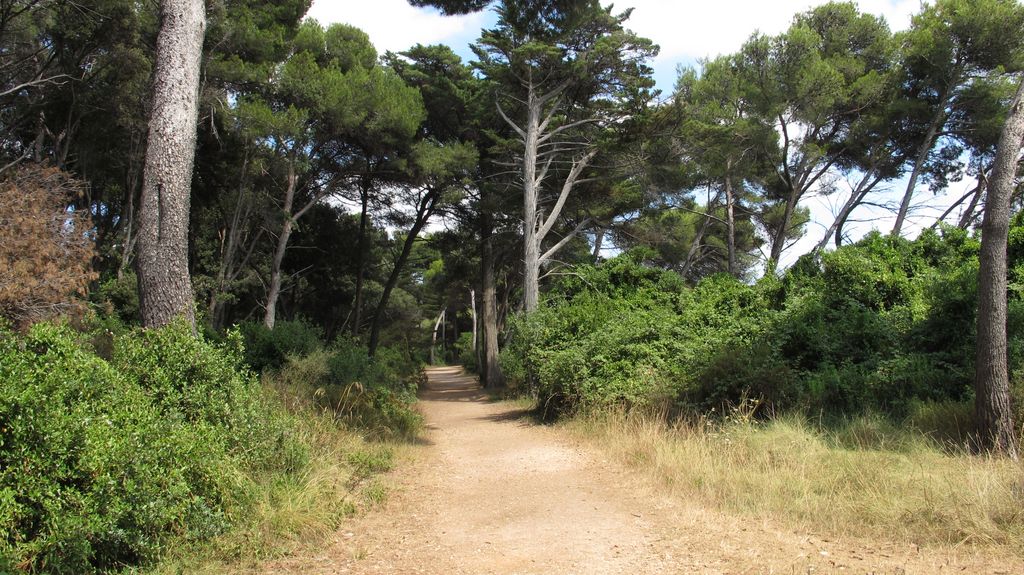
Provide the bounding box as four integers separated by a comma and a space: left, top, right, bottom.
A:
622, 0, 919, 65
618, 0, 922, 91
307, 0, 486, 55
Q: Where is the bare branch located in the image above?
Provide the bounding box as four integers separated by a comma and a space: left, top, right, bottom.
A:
496, 98, 526, 140
540, 217, 592, 263
536, 149, 598, 242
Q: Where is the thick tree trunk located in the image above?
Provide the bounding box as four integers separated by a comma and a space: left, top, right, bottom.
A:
480, 212, 505, 388
135, 0, 205, 329
974, 77, 1024, 459
264, 161, 296, 329
522, 92, 542, 313
352, 177, 371, 336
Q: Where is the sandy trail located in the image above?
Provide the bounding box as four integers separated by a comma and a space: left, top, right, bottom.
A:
257, 366, 1021, 574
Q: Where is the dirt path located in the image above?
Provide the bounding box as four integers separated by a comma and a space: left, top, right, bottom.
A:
257, 367, 1021, 574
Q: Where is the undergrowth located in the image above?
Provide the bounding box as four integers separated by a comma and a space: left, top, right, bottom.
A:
0, 319, 420, 574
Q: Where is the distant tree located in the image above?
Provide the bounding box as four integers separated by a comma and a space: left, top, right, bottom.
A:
736, 2, 896, 270
135, 0, 205, 328
974, 76, 1024, 458
473, 0, 657, 312
233, 21, 423, 329
668, 58, 774, 277
0, 165, 96, 328
891, 0, 1024, 237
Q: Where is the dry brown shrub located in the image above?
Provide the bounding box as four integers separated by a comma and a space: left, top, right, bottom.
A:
0, 164, 98, 329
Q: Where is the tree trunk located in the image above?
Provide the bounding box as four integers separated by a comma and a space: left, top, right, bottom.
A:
767, 187, 797, 271
522, 90, 542, 313
957, 170, 986, 229
592, 226, 605, 263
470, 288, 477, 352
724, 158, 736, 276
263, 160, 296, 329
680, 200, 715, 279
430, 308, 444, 365
210, 152, 250, 330
817, 168, 883, 252
892, 71, 959, 237
352, 176, 371, 336
367, 194, 436, 356
481, 212, 505, 388
974, 77, 1024, 459
135, 0, 205, 329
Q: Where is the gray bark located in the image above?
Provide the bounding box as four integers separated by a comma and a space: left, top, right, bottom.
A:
430, 308, 444, 365
520, 85, 542, 313
470, 288, 477, 352
592, 226, 605, 263
135, 0, 205, 329
974, 76, 1024, 459
816, 168, 884, 252
957, 170, 986, 229
263, 160, 296, 329
500, 75, 596, 313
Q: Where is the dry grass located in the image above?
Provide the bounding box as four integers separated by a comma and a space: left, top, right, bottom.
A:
145, 405, 402, 574
566, 407, 1024, 553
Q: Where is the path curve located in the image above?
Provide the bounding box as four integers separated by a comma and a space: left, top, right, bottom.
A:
256, 367, 1021, 574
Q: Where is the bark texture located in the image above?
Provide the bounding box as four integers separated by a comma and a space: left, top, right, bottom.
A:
974, 77, 1024, 458
480, 213, 505, 388
135, 0, 205, 328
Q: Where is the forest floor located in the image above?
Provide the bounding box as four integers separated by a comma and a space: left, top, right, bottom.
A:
249, 366, 1022, 575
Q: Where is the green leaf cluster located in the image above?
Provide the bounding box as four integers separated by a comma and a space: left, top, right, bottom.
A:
0, 321, 303, 572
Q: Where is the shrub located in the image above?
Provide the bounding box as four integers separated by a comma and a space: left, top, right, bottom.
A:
504, 224, 997, 421
238, 319, 323, 372
94, 271, 141, 326
0, 321, 307, 573
269, 338, 423, 440
453, 332, 479, 374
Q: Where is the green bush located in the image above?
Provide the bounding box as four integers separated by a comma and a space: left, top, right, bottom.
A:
453, 332, 478, 374
270, 339, 423, 439
503, 223, 1001, 421
0, 321, 306, 573
238, 319, 323, 372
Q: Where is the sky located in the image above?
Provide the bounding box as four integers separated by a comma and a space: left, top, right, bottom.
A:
307, 0, 970, 267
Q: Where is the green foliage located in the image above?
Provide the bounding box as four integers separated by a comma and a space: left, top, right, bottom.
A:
273, 339, 423, 439
0, 321, 304, 573
239, 319, 324, 372
95, 272, 141, 326
505, 224, 1012, 422
453, 332, 479, 374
